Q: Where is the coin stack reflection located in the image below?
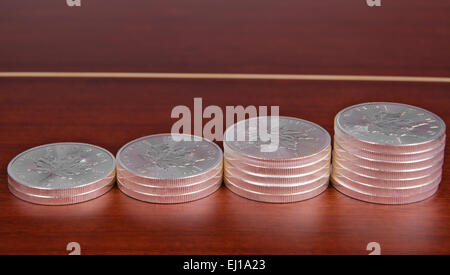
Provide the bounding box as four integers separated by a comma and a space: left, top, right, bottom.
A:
224, 116, 331, 203
7, 143, 116, 205
116, 134, 223, 203
331, 102, 446, 204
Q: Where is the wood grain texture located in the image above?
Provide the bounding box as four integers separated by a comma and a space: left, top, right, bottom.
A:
0, 0, 449, 255
0, 78, 449, 255
0, 0, 449, 76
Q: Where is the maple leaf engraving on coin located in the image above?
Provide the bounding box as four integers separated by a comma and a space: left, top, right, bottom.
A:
367, 111, 420, 138
32, 150, 93, 178
337, 103, 445, 145
140, 137, 197, 169
244, 123, 314, 152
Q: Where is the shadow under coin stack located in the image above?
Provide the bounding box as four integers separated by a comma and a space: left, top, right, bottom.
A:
116, 134, 223, 203
7, 143, 116, 205
331, 102, 446, 204
224, 116, 332, 203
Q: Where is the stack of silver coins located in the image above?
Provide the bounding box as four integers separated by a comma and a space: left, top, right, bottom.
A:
7, 143, 116, 205
116, 134, 223, 203
331, 102, 446, 204
224, 116, 331, 203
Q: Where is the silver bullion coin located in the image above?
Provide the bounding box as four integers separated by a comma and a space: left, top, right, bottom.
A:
335, 126, 446, 155
333, 145, 445, 171
332, 155, 443, 179
7, 142, 116, 197
224, 116, 331, 162
224, 177, 328, 203
331, 177, 439, 205
333, 141, 445, 170
8, 181, 114, 206
225, 154, 330, 176
334, 139, 446, 163
116, 161, 222, 187
117, 168, 222, 195
331, 171, 441, 197
335, 102, 446, 151
8, 172, 115, 197
334, 133, 446, 160
117, 178, 222, 204
116, 134, 223, 185
332, 160, 442, 188
224, 172, 329, 195
224, 159, 330, 185
224, 144, 332, 168
334, 126, 446, 154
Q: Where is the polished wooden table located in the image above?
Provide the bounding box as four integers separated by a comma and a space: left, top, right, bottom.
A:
0, 0, 449, 255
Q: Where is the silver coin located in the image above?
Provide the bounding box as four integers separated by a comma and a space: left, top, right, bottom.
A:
7, 143, 116, 193
8, 171, 115, 197
332, 160, 442, 188
117, 178, 222, 204
224, 116, 331, 161
335, 102, 446, 147
224, 172, 329, 195
116, 134, 223, 181
332, 155, 443, 179
117, 168, 222, 195
335, 126, 446, 154
224, 159, 330, 184
334, 141, 445, 165
225, 154, 330, 176
333, 136, 446, 162
8, 181, 114, 206
332, 148, 444, 172
224, 177, 328, 203
331, 170, 441, 197
116, 161, 222, 186
224, 145, 331, 168
331, 177, 439, 205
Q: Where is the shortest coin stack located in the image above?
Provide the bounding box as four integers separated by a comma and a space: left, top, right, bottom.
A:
331, 102, 446, 204
116, 134, 223, 204
7, 143, 116, 205
224, 116, 332, 203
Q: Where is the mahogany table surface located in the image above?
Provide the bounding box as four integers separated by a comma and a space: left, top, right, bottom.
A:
0, 0, 449, 254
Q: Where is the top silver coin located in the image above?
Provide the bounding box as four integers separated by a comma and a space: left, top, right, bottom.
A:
117, 134, 223, 179
7, 143, 115, 190
224, 116, 331, 160
335, 102, 446, 146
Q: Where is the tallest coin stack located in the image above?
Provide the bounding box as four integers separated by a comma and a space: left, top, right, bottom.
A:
331, 102, 446, 204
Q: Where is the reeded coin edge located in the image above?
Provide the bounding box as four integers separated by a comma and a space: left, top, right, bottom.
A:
224, 177, 329, 203
8, 181, 114, 206
224, 158, 331, 179
117, 173, 222, 195
331, 169, 442, 191
224, 146, 331, 169
117, 167, 223, 188
332, 150, 444, 173
331, 177, 439, 205
116, 159, 223, 185
333, 140, 446, 163
8, 172, 116, 196
117, 180, 221, 204
224, 162, 331, 184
